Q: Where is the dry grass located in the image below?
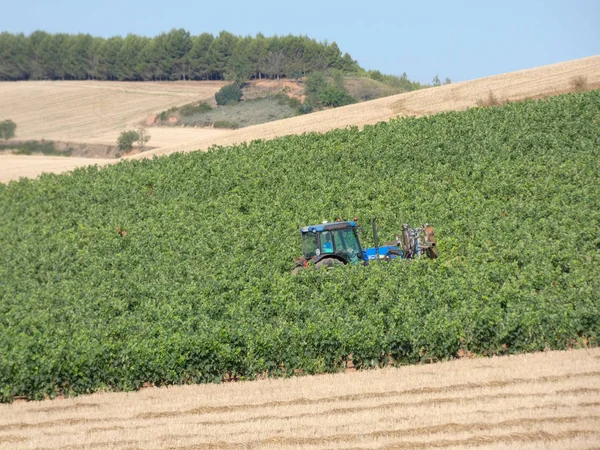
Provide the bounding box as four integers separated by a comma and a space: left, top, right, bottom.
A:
570, 75, 590, 92
1, 348, 599, 449
0, 80, 227, 146
476, 91, 504, 107
0, 154, 113, 183
1, 55, 599, 182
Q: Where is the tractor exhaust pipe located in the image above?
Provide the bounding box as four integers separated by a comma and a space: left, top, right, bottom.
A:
372, 218, 380, 260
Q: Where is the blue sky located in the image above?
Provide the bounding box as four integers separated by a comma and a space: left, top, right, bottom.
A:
1, 0, 598, 83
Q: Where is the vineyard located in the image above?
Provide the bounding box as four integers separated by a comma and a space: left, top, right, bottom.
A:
0, 90, 599, 402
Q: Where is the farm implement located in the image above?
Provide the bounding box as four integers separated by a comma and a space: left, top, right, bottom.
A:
293, 219, 437, 273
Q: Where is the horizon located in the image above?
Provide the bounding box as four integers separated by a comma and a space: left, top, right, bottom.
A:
1, 0, 598, 84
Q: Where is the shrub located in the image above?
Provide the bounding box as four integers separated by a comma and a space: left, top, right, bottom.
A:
304, 72, 357, 108
117, 130, 140, 151
179, 102, 213, 117
570, 75, 589, 92
304, 72, 328, 104
0, 119, 16, 140
0, 140, 64, 156
320, 86, 357, 107
287, 97, 301, 108
297, 103, 314, 115
476, 91, 503, 108
213, 120, 239, 129
215, 84, 243, 106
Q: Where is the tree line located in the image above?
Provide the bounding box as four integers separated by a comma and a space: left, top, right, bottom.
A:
0, 29, 362, 82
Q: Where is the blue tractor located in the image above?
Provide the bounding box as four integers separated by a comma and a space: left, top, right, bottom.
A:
292, 219, 437, 273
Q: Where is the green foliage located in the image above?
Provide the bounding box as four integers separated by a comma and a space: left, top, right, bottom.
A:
213, 120, 239, 129
297, 103, 314, 115
179, 96, 296, 129
304, 71, 357, 108
1, 91, 599, 402
0, 30, 364, 81
215, 84, 243, 106
158, 106, 178, 122
0, 140, 67, 156
319, 86, 357, 107
137, 128, 151, 151
117, 130, 140, 151
0, 119, 16, 140
304, 71, 328, 104
179, 102, 213, 117
366, 70, 424, 92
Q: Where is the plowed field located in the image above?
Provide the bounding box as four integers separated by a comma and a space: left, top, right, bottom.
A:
1, 348, 598, 449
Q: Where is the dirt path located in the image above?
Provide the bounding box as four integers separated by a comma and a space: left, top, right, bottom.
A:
1, 348, 598, 449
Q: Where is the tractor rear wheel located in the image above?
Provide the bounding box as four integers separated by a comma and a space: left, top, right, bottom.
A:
291, 265, 305, 275
315, 258, 344, 269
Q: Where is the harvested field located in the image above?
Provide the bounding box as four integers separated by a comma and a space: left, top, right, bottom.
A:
1, 348, 599, 449
0, 80, 227, 146
0, 155, 113, 183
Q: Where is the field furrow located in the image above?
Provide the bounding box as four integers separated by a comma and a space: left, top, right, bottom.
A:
1, 348, 598, 449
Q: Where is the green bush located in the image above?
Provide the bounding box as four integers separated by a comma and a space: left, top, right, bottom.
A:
215, 84, 243, 106
213, 120, 239, 129
179, 102, 213, 117
1, 90, 599, 402
0, 119, 16, 140
319, 86, 356, 107
297, 103, 314, 115
0, 140, 66, 156
304, 71, 356, 108
117, 130, 140, 151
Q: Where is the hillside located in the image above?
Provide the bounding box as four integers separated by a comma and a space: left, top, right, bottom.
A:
0, 55, 598, 182
0, 80, 227, 145
1, 90, 599, 404
135, 55, 600, 158
1, 348, 598, 449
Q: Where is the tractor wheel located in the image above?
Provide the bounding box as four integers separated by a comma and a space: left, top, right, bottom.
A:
315, 258, 344, 269
291, 265, 305, 275
385, 249, 402, 261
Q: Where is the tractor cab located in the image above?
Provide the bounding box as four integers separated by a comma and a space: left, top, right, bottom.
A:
300, 221, 364, 265
293, 219, 437, 273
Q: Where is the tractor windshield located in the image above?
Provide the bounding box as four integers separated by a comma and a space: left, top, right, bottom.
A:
302, 233, 318, 259
333, 227, 362, 262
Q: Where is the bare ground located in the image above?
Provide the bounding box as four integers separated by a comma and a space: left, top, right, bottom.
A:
1, 348, 598, 449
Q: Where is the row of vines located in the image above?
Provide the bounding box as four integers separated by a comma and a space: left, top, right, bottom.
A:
1, 91, 599, 401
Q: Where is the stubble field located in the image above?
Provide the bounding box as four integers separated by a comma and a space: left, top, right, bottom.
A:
0, 80, 227, 146
1, 348, 599, 450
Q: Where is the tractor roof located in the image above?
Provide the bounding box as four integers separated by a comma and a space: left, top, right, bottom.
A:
300, 221, 356, 233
